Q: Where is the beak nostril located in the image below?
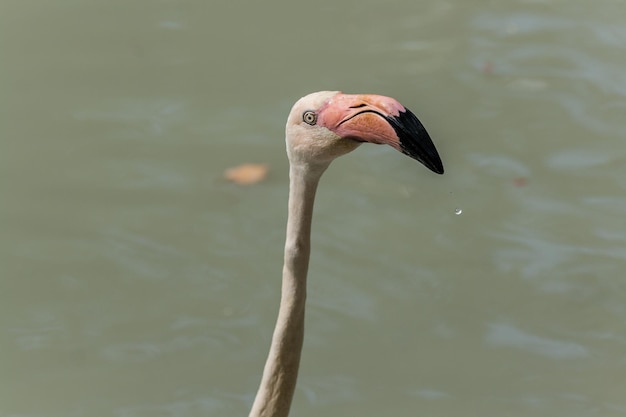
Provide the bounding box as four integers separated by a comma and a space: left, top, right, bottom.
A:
348, 103, 367, 109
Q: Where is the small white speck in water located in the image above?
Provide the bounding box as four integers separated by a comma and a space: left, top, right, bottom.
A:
455, 208, 463, 215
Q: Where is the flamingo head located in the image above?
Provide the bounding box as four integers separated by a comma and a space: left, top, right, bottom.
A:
285, 91, 444, 174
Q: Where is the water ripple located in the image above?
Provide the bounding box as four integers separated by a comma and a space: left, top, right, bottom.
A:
485, 323, 588, 359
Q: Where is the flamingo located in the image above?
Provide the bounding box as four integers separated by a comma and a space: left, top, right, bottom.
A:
248, 91, 444, 417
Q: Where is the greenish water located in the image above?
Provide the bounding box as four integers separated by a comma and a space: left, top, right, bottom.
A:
2, 0, 626, 416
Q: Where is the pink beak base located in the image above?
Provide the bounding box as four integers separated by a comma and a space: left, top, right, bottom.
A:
318, 93, 444, 174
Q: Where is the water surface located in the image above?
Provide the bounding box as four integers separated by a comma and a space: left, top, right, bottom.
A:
2, 0, 626, 416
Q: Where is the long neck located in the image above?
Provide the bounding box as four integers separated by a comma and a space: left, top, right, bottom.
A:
249, 162, 327, 417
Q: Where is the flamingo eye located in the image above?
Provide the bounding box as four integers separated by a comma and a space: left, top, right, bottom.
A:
302, 111, 317, 126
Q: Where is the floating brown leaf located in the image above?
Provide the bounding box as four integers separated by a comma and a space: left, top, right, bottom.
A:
513, 177, 528, 187
224, 163, 269, 185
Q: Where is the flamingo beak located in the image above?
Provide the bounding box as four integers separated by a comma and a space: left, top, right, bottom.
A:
317, 93, 444, 174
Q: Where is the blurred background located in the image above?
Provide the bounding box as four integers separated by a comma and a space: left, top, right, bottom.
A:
2, 0, 626, 416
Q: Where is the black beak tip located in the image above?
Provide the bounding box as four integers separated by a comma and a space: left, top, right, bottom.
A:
431, 161, 445, 175
412, 151, 444, 175
386, 109, 445, 176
